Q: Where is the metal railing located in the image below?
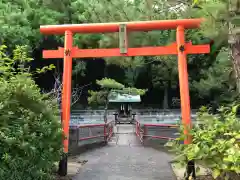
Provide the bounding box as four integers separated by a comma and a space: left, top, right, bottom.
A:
135, 116, 179, 144
69, 120, 114, 147
68, 109, 197, 147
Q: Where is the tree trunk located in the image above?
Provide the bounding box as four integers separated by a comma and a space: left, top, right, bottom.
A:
232, 40, 240, 94
145, 0, 153, 19
103, 91, 110, 123
104, 61, 108, 77
103, 103, 109, 123
163, 85, 169, 109
229, 1, 240, 93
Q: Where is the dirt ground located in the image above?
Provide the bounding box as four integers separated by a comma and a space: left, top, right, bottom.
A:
55, 175, 73, 180
197, 175, 213, 180
54, 156, 88, 180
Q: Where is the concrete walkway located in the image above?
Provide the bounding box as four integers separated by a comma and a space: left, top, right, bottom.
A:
73, 125, 176, 180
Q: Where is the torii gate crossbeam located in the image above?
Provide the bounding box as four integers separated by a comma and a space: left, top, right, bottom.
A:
40, 18, 210, 176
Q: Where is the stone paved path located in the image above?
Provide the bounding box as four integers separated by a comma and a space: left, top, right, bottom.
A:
73, 125, 176, 180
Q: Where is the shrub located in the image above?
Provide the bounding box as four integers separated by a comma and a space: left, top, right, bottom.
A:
165, 105, 240, 179
0, 45, 62, 180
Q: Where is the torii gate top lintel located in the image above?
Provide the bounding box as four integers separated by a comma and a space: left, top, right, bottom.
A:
40, 18, 203, 34
40, 18, 209, 59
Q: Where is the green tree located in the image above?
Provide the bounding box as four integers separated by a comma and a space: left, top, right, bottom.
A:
191, 47, 236, 107
151, 56, 179, 109
189, 0, 239, 94
0, 45, 62, 180
0, 0, 88, 91
0, 0, 62, 48
88, 78, 146, 122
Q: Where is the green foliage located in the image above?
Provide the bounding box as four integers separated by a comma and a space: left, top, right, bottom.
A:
184, 0, 240, 105
0, 45, 55, 76
72, 61, 86, 77
0, 0, 86, 79
114, 87, 146, 96
0, 45, 62, 180
165, 104, 240, 179
189, 0, 229, 39
88, 90, 109, 106
151, 56, 178, 89
0, 0, 63, 48
191, 47, 236, 104
96, 78, 125, 90
88, 78, 124, 106
88, 78, 146, 105
36, 64, 56, 74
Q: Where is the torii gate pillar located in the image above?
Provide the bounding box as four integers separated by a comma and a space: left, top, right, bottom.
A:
58, 31, 73, 175
177, 26, 192, 144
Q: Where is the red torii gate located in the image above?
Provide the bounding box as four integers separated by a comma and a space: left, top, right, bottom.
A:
40, 18, 210, 176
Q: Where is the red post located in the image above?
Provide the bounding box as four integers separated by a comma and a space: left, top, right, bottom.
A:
176, 26, 192, 145
58, 30, 73, 176
104, 124, 107, 142
135, 121, 137, 135
143, 125, 148, 145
